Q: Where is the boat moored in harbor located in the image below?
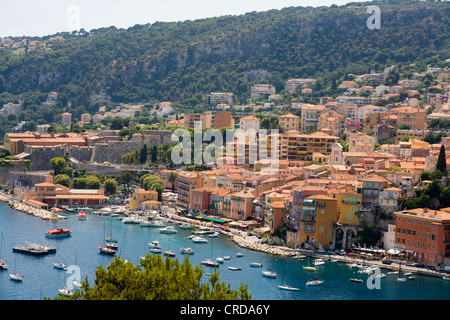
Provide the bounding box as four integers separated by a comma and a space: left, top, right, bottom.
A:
45, 227, 72, 239
13, 242, 57, 256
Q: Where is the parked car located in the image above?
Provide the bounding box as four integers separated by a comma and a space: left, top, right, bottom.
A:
413, 263, 425, 268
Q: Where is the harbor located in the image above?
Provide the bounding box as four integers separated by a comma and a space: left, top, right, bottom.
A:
1, 201, 450, 300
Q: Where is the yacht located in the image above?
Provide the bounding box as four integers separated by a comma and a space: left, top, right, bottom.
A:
216, 257, 224, 264
159, 226, 177, 234
201, 259, 219, 267
9, 273, 23, 281
250, 262, 263, 268
149, 241, 162, 249
278, 285, 299, 291
306, 279, 324, 286
180, 247, 194, 255
262, 270, 277, 278
58, 288, 73, 297
313, 259, 325, 266
191, 236, 208, 243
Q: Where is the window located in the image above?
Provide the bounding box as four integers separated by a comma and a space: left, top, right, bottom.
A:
347, 212, 352, 220
319, 227, 324, 233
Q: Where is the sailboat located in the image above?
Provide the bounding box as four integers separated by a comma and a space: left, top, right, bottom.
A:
99, 222, 116, 255
54, 244, 67, 269
277, 265, 298, 290
9, 256, 23, 281
59, 270, 73, 297
163, 233, 176, 257
201, 235, 219, 267
306, 270, 324, 286
0, 232, 8, 270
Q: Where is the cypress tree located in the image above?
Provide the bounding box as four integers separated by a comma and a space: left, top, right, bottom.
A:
436, 144, 447, 174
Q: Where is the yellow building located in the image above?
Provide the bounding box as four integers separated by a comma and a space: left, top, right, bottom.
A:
299, 195, 338, 249
329, 188, 362, 226
280, 130, 340, 162
279, 113, 300, 133
129, 189, 159, 211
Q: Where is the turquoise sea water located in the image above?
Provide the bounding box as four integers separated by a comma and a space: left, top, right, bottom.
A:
0, 202, 449, 300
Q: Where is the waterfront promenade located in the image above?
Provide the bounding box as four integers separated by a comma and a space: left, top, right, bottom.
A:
0, 191, 65, 221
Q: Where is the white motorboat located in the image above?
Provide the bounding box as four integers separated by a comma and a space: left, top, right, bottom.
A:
278, 285, 299, 291
216, 257, 224, 264
236, 253, 245, 257
140, 221, 152, 227
262, 270, 277, 278
313, 259, 325, 266
159, 226, 177, 234
180, 224, 194, 229
58, 287, 73, 297
53, 262, 67, 270
292, 255, 306, 259
250, 262, 263, 268
149, 240, 162, 249
149, 248, 162, 254
9, 273, 23, 281
72, 280, 82, 289
201, 259, 219, 267
223, 255, 231, 260
209, 232, 219, 238
191, 236, 208, 243
180, 247, 194, 254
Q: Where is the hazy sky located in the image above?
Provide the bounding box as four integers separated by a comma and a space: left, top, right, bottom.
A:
0, 0, 367, 37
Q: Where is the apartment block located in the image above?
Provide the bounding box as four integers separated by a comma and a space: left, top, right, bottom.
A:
279, 113, 300, 133
251, 84, 276, 99
300, 104, 329, 133
184, 111, 213, 129
391, 107, 426, 130
280, 131, 340, 162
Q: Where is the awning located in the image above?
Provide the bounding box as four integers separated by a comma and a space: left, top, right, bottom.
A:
202, 217, 227, 224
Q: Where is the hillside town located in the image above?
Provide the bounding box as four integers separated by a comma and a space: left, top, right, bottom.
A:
1, 63, 450, 271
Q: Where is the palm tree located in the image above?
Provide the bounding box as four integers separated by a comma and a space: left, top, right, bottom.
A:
168, 172, 177, 193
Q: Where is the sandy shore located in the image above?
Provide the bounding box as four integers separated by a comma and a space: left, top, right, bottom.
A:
0, 192, 65, 221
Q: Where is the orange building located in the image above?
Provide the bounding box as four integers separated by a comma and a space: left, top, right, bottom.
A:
213, 111, 234, 129
27, 182, 107, 207
394, 208, 450, 265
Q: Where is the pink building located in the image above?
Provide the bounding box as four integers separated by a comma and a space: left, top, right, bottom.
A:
61, 112, 72, 125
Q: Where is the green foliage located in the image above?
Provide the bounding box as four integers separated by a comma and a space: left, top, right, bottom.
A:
0, 1, 448, 106
54, 174, 71, 187
104, 178, 118, 196
352, 223, 382, 247
140, 174, 165, 201
50, 157, 66, 175
436, 145, 447, 174
54, 255, 251, 300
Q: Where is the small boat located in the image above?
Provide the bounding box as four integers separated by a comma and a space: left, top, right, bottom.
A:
180, 224, 194, 229
236, 253, 245, 257
262, 270, 277, 278
403, 272, 412, 276
201, 259, 219, 267
72, 280, 82, 289
164, 251, 176, 257
216, 257, 224, 263
313, 259, 325, 266
139, 221, 152, 227
397, 277, 407, 282
180, 247, 194, 254
58, 288, 73, 297
77, 211, 86, 220
0, 259, 8, 270
106, 243, 119, 250
45, 227, 72, 239
209, 232, 219, 238
292, 255, 306, 259
250, 262, 263, 268
303, 266, 316, 271
442, 275, 450, 281
387, 271, 399, 275
149, 240, 162, 249
306, 279, 324, 286
376, 273, 386, 278
53, 262, 67, 270
278, 285, 299, 291
408, 276, 416, 280
347, 263, 358, 268
228, 266, 242, 271
191, 236, 208, 243
149, 248, 162, 254
223, 255, 231, 260
99, 246, 116, 255
9, 273, 23, 281
350, 278, 363, 283
160, 226, 177, 234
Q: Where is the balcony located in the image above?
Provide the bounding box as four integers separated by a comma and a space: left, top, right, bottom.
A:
301, 217, 315, 223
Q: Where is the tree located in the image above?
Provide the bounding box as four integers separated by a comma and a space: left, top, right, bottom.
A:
436, 144, 447, 174
72, 178, 87, 189
352, 223, 382, 247
86, 175, 101, 189
140, 144, 148, 164
168, 172, 177, 193
50, 157, 66, 175
54, 174, 71, 188
151, 146, 158, 163
54, 255, 251, 300
104, 178, 118, 196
